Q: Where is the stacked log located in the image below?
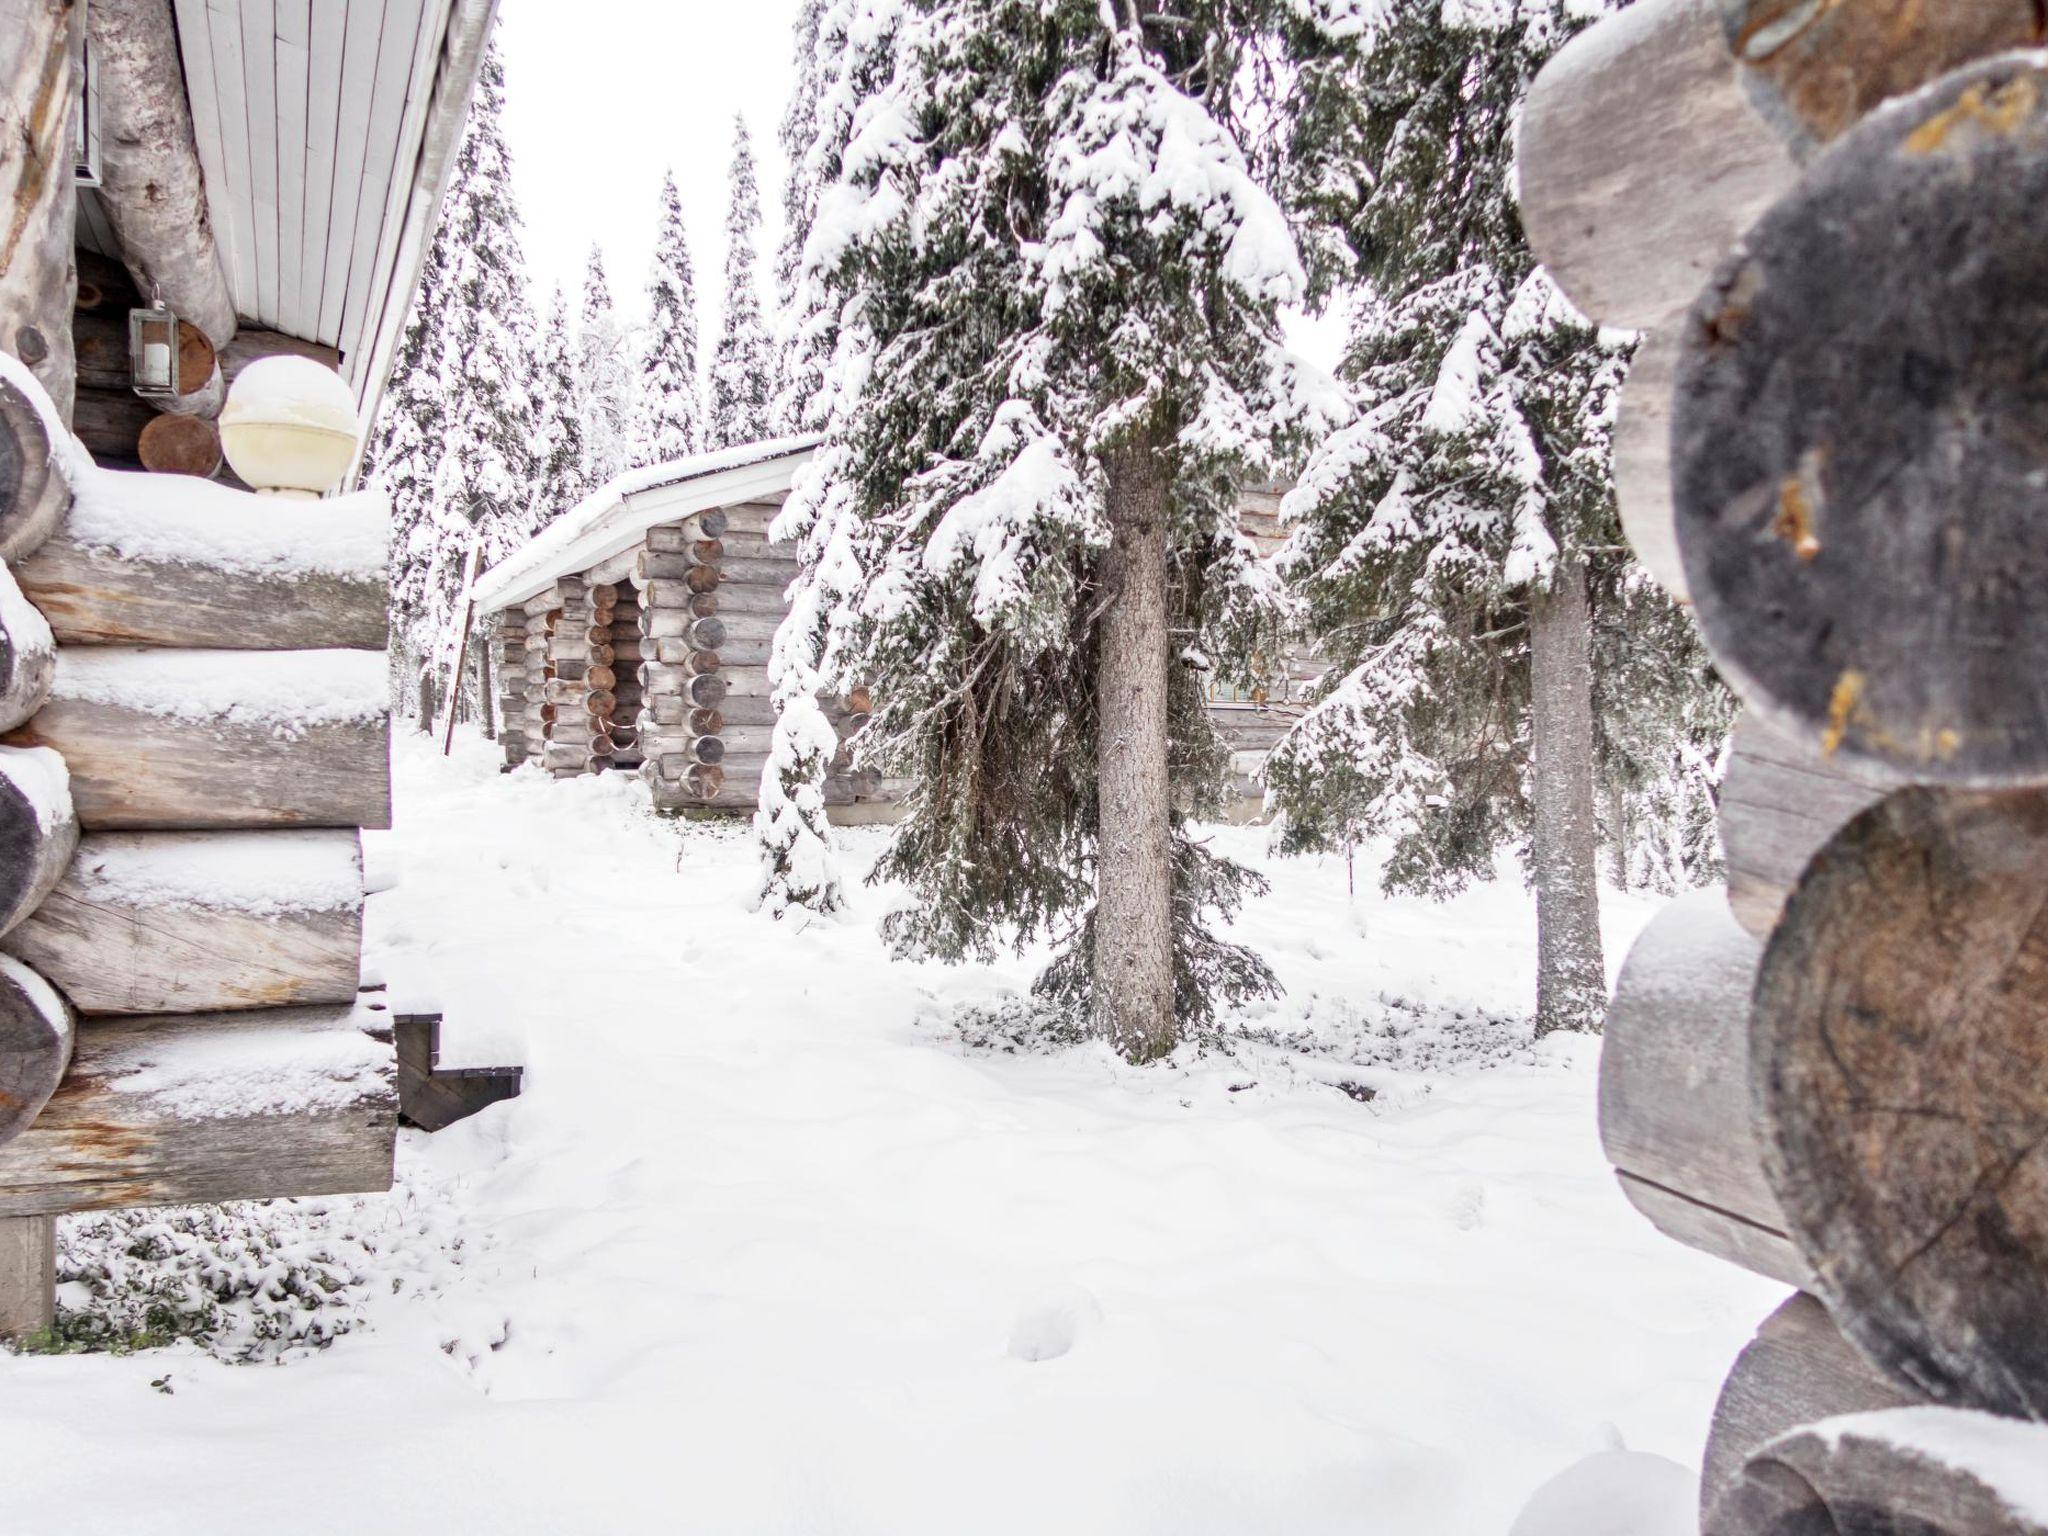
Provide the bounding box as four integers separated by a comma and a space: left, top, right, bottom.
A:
608, 587, 644, 769
493, 611, 532, 769
633, 510, 730, 809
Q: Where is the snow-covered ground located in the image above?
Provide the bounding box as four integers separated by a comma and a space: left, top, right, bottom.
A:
0, 736, 1783, 1534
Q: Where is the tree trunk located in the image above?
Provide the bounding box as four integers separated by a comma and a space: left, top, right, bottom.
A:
1093, 444, 1176, 1062
1529, 557, 1606, 1036
0, 0, 80, 423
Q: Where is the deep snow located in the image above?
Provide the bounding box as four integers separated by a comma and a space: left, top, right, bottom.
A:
0, 734, 1783, 1533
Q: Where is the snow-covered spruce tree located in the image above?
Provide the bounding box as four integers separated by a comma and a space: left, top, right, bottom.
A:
768, 0, 1353, 1060
372, 39, 539, 700
641, 171, 703, 463
770, 0, 827, 433
1265, 0, 1728, 1036
530, 285, 590, 513
575, 246, 639, 486
705, 115, 777, 450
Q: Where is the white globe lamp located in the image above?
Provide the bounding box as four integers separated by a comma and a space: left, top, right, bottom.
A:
219, 355, 363, 499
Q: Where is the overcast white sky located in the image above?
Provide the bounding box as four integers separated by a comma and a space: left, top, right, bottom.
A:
496, 0, 806, 331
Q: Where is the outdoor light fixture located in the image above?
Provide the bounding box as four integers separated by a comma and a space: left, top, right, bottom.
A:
127, 294, 181, 402
219, 355, 363, 499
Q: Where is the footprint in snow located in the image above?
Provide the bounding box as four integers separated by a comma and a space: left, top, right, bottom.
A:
1007, 1283, 1103, 1363
1446, 1178, 1487, 1232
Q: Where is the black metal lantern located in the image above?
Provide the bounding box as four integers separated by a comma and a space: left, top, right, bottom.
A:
128, 296, 181, 402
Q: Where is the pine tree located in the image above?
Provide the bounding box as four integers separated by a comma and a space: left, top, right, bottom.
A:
763, 0, 1355, 1059
371, 39, 539, 704
576, 246, 638, 485
1265, 0, 1729, 1035
641, 171, 703, 462
770, 0, 827, 433
706, 115, 776, 449
530, 285, 590, 513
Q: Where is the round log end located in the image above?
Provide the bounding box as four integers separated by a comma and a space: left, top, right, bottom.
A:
0, 954, 75, 1148
137, 411, 224, 478
0, 746, 78, 940
686, 675, 728, 709
692, 618, 728, 651
0, 376, 75, 564
694, 508, 729, 541
0, 563, 55, 735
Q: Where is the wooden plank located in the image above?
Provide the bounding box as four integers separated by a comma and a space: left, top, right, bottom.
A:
171, 0, 235, 316
238, 0, 280, 323
0, 1003, 397, 1217
0, 1216, 53, 1337
315, 0, 392, 346
201, 0, 257, 312
74, 188, 120, 259
334, 0, 431, 359
272, 0, 311, 331
297, 0, 347, 341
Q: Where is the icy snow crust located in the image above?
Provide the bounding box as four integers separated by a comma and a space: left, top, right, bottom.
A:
51, 647, 387, 730
66, 467, 388, 579
71, 830, 362, 914
0, 737, 1784, 1534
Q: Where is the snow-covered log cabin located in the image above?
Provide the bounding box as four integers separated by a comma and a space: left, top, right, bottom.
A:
472, 444, 1313, 820
0, 0, 498, 1335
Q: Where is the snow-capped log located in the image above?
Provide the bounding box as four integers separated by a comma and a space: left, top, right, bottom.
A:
1518, 0, 1795, 329
0, 1000, 396, 1217
1705, 1408, 2048, 1536
1700, 1294, 1921, 1527
0, 2, 80, 423
1612, 326, 1687, 603
1753, 786, 2048, 1419
1599, 890, 1808, 1289
5, 648, 391, 829
0, 746, 76, 940
1719, 712, 1893, 941
1673, 55, 2048, 786
12, 474, 387, 648
0, 367, 77, 563
0, 953, 73, 1149
0, 562, 54, 733
1, 829, 364, 1015
84, 0, 238, 348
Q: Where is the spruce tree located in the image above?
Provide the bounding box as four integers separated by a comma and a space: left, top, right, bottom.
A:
706, 115, 776, 450
770, 0, 827, 433
641, 171, 703, 462
765, 0, 1355, 1059
530, 285, 590, 513
576, 246, 638, 485
1264, 0, 1728, 1035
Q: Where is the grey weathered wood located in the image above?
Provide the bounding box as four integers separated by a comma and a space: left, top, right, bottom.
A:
1600, 889, 1809, 1288
1674, 57, 2048, 785
1613, 325, 1687, 603
1720, 710, 1894, 940
2, 829, 363, 1014
717, 555, 797, 588
0, 372, 74, 563
0, 744, 76, 939
0, 1214, 53, 1337
1702, 1293, 1921, 1525
645, 510, 727, 550
14, 504, 387, 649
0, 561, 54, 731
1518, 0, 1795, 330
1755, 786, 2048, 1416
0, 952, 73, 1147
0, 0, 80, 421
1706, 1408, 2048, 1536
0, 1002, 396, 1216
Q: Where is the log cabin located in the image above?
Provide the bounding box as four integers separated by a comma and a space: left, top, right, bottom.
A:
471, 445, 1315, 820
0, 0, 498, 1336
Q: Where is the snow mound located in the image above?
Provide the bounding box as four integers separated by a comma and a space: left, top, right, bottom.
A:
1507, 1450, 1696, 1536
1007, 1283, 1103, 1363
51, 648, 387, 731
67, 466, 388, 579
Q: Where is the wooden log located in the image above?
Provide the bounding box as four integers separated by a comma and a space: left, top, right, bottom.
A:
706, 582, 783, 616
0, 562, 53, 733
1705, 1408, 2048, 1536
0, 1001, 396, 1216
1518, 0, 1796, 330
135, 411, 222, 476
68, 382, 156, 465
710, 636, 770, 667
634, 546, 720, 582
13, 482, 388, 648
646, 735, 722, 767
0, 952, 72, 1148
1719, 711, 1893, 940
1754, 786, 2048, 1415
712, 694, 775, 728
0, 0, 80, 421
645, 510, 728, 548
86, 0, 237, 346
1673, 56, 2048, 785
1701, 1294, 1922, 1524
5, 648, 392, 830
640, 579, 727, 611
715, 664, 771, 699
218, 329, 340, 387
1613, 326, 1687, 602
3, 829, 363, 1014
643, 612, 727, 648
0, 745, 75, 939
0, 371, 75, 562
717, 555, 796, 588
1721, 0, 2044, 154
0, 1213, 52, 1337
644, 645, 722, 677
645, 758, 724, 799
1599, 889, 1809, 1288
541, 743, 590, 773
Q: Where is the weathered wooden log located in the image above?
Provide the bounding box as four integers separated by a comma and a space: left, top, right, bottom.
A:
633, 547, 721, 584
0, 952, 72, 1149
0, 0, 80, 421
645, 758, 724, 798
643, 612, 727, 648
86, 0, 238, 346
1673, 56, 2048, 784
14, 480, 388, 647
1755, 786, 2048, 1415
0, 745, 75, 939
0, 1213, 52, 1336
68, 381, 161, 466
712, 694, 774, 728
706, 583, 782, 617
522, 582, 577, 618
1720, 0, 2044, 154
1519, 0, 1796, 330
135, 411, 223, 476
1720, 711, 1893, 940
1600, 889, 1809, 1287
0, 1001, 396, 1216
1705, 1408, 2048, 1536
0, 371, 75, 562
1701, 1294, 1922, 1524
2, 829, 363, 1014
717, 555, 796, 588
646, 734, 723, 767
639, 578, 727, 611
6, 648, 392, 829
541, 743, 590, 773
710, 636, 770, 667
1613, 325, 1687, 603
716, 664, 771, 699
645, 510, 727, 549
644, 645, 722, 678
0, 562, 54, 733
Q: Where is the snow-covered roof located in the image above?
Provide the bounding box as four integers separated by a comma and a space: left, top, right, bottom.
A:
472, 437, 819, 613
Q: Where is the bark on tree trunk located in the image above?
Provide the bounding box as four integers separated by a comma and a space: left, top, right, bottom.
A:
1094, 443, 1176, 1062
1529, 557, 1607, 1036
1603, 772, 1631, 891
0, 0, 81, 423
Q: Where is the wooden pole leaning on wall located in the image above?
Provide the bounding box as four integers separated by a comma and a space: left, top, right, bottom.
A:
1755, 787, 2048, 1418
1673, 54, 2048, 784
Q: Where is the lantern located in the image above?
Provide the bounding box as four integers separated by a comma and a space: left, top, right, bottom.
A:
219, 356, 362, 499
128, 296, 180, 402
